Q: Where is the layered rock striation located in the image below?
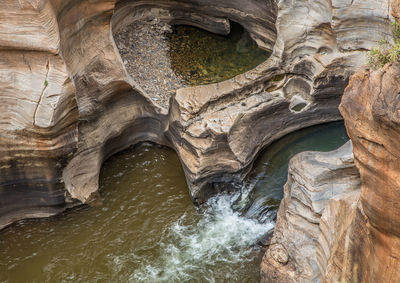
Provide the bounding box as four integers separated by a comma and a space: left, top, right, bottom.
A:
0, 0, 78, 229
260, 142, 361, 282
0, 0, 392, 230
336, 61, 400, 282
261, 1, 400, 281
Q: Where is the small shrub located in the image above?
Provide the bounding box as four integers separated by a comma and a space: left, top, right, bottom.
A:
368, 20, 400, 68
392, 20, 400, 39
44, 80, 48, 87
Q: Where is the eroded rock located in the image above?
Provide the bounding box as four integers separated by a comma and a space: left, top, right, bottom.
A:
260, 141, 361, 282
337, 60, 400, 282
261, 2, 400, 281
0, 0, 392, 230
162, 0, 390, 203
0, 2, 78, 229
269, 244, 289, 265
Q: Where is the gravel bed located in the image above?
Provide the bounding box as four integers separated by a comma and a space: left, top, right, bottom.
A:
114, 20, 186, 109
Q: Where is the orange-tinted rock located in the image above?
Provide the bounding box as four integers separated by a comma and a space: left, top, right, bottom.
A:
260, 142, 361, 282
262, 1, 400, 281
339, 62, 400, 282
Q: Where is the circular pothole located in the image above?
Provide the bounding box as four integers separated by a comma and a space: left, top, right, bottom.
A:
113, 19, 270, 108
166, 22, 270, 86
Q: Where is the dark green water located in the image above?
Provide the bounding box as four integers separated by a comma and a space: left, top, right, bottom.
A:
0, 122, 348, 282
167, 22, 270, 86
243, 122, 350, 222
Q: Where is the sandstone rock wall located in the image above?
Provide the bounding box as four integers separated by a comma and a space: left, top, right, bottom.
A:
261, 2, 400, 281
53, 0, 169, 203
316, 190, 368, 283
0, 1, 78, 229
260, 142, 361, 282
0, 0, 392, 230
338, 62, 400, 282
162, 0, 391, 203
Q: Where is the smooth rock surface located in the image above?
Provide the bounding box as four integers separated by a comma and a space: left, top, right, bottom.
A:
261, 2, 400, 281
260, 141, 361, 282
0, 0, 392, 228
316, 189, 363, 283
163, 0, 391, 203
0, 15, 78, 229
338, 60, 400, 282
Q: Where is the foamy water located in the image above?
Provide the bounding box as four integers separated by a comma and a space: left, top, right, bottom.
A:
131, 192, 273, 282
0, 124, 348, 282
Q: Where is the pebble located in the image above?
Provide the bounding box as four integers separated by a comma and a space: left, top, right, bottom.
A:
114, 20, 187, 110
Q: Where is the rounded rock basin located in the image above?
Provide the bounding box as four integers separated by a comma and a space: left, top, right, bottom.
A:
114, 21, 270, 108
0, 122, 348, 282
166, 22, 270, 86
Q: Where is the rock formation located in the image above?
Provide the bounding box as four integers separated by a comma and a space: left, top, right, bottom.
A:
0, 0, 392, 233
260, 141, 361, 282
0, 0, 79, 229
261, 2, 400, 282
3, 0, 400, 282
336, 61, 400, 282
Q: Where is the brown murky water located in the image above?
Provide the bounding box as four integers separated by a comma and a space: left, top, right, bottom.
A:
0, 122, 348, 282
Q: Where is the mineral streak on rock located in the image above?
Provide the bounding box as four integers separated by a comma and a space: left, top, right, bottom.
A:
337, 61, 400, 282
0, 0, 392, 233
0, 1, 80, 229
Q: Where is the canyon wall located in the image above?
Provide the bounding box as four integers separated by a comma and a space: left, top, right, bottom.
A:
0, 0, 78, 228
337, 61, 400, 282
261, 1, 400, 282
0, 0, 391, 231
135, 0, 390, 203
261, 142, 361, 282
0, 0, 276, 227
3, 0, 400, 282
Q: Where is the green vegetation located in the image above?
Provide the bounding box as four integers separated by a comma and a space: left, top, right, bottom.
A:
368, 21, 400, 68
44, 79, 48, 87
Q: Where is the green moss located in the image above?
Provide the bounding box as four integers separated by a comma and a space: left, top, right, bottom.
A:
44, 80, 48, 87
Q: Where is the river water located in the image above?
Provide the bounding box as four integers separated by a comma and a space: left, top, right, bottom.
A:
0, 122, 348, 282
